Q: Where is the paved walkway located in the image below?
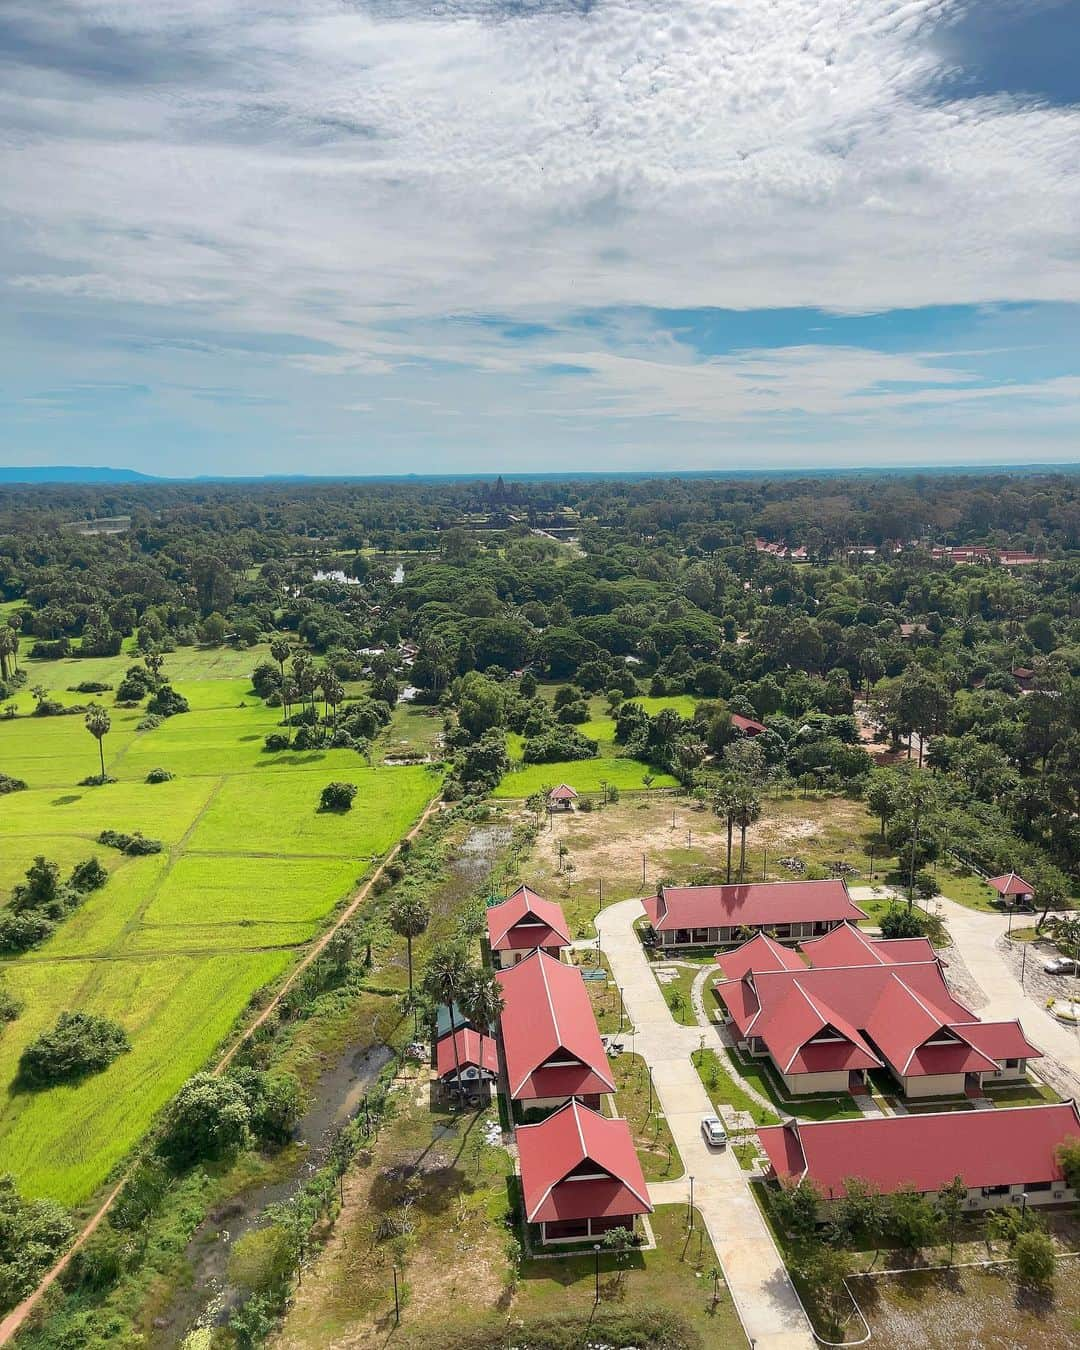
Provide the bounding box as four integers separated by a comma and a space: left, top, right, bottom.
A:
930, 896, 1080, 1081
597, 899, 815, 1350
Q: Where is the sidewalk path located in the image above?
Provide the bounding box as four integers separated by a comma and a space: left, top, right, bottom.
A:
598, 899, 815, 1350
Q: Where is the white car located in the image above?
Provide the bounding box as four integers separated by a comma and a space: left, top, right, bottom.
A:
701, 1115, 727, 1148
1044, 957, 1077, 975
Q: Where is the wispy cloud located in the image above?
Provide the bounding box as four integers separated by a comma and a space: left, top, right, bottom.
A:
0, 1, 1078, 469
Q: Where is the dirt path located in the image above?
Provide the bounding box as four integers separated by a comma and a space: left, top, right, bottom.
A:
0, 792, 444, 1348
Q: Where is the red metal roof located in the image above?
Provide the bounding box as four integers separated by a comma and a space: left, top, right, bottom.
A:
549, 784, 578, 800
435, 1027, 498, 1078
717, 932, 805, 981
516, 1100, 652, 1223
496, 950, 614, 1101
716, 959, 1004, 1082
649, 880, 866, 932
731, 713, 766, 735
487, 886, 571, 952
988, 872, 1034, 897
759, 1102, 1080, 1197
802, 923, 936, 969
954, 1020, 1043, 1063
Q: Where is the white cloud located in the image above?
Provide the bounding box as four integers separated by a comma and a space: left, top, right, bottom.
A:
0, 0, 1078, 463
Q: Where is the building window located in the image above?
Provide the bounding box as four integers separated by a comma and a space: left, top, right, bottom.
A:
981, 1184, 1011, 1197
1025, 1181, 1051, 1193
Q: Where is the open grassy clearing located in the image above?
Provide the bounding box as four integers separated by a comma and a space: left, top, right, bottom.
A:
379, 701, 445, 762
513, 792, 892, 939
850, 1261, 1080, 1350
493, 755, 678, 798
609, 1052, 683, 1183
276, 1070, 740, 1349
11, 643, 274, 693
0, 653, 440, 1205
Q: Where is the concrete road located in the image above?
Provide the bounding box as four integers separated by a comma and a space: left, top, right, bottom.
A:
597, 899, 815, 1350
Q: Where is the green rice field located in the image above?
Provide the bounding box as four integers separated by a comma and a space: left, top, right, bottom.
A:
0, 650, 441, 1204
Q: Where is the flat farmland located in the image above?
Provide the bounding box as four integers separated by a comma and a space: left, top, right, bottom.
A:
0, 650, 441, 1204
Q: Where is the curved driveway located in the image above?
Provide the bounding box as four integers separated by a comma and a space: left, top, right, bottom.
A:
597, 898, 815, 1350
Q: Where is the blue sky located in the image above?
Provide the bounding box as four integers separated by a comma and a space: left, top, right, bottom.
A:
1, 0, 1078, 475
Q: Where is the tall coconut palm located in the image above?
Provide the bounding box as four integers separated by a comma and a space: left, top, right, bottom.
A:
389, 893, 430, 994
732, 782, 761, 882
84, 704, 111, 780
422, 942, 469, 1094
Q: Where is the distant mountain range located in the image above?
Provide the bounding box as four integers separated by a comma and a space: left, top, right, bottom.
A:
0, 463, 1077, 485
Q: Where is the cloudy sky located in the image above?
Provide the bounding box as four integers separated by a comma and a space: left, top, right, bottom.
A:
1, 0, 1078, 476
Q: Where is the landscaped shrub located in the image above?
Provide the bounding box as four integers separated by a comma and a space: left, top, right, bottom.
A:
18, 1012, 131, 1087
145, 767, 174, 783
263, 732, 290, 752
1014, 1230, 1056, 1287
319, 781, 357, 811
146, 684, 190, 717
0, 774, 27, 795
98, 829, 163, 855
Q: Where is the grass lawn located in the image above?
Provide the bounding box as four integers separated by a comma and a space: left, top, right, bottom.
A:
610, 1052, 683, 1183
379, 702, 445, 762
724, 1045, 863, 1122
983, 1080, 1061, 1106
0, 651, 440, 1205
651, 962, 702, 1027
932, 866, 1002, 914
850, 1262, 1080, 1350
492, 756, 678, 798
692, 1048, 780, 1129
568, 950, 633, 1034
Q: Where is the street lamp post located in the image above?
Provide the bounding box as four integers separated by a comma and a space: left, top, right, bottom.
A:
593, 1243, 601, 1303
688, 1175, 695, 1229
618, 986, 625, 1033
1021, 942, 1029, 986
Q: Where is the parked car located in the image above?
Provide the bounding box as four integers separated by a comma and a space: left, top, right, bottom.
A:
701, 1115, 727, 1148
1044, 957, 1078, 975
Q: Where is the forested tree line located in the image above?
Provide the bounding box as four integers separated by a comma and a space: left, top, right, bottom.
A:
0, 473, 1077, 892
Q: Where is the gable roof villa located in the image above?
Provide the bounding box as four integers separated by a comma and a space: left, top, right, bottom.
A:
643, 879, 867, 934
487, 885, 571, 953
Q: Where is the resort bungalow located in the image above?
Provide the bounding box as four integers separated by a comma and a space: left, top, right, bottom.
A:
731, 712, 766, 737
988, 872, 1036, 910
758, 1102, 1080, 1212
435, 1027, 498, 1095
516, 1099, 653, 1243
642, 879, 867, 951
548, 784, 579, 811
497, 950, 614, 1115
486, 885, 571, 969
716, 956, 1042, 1098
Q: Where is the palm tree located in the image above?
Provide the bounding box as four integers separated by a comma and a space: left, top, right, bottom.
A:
0, 628, 15, 682
712, 778, 738, 883
733, 783, 761, 882
84, 704, 111, 780
389, 893, 430, 994
144, 648, 166, 688
422, 942, 469, 1094
270, 638, 291, 684
322, 674, 345, 730
458, 966, 504, 1037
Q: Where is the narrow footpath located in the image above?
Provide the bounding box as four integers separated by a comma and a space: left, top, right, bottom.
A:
597, 899, 815, 1350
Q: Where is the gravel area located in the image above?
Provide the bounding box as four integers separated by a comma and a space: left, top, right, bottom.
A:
996, 934, 1080, 1100
937, 940, 989, 1013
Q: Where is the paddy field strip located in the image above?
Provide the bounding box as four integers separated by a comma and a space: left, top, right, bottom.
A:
0, 653, 441, 1205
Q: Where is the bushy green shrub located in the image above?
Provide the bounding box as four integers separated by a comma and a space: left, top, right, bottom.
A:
319, 781, 357, 811
263, 732, 290, 752
98, 829, 163, 855
18, 1012, 131, 1086
0, 774, 27, 795
145, 767, 174, 783
146, 684, 189, 717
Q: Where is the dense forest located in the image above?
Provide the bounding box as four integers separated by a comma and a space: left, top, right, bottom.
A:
1, 471, 1078, 905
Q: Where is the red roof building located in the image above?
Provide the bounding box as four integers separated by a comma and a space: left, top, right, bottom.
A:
759, 1102, 1080, 1209
717, 932, 805, 981
642, 879, 867, 950
801, 922, 937, 969
435, 1027, 499, 1083
496, 950, 614, 1112
988, 872, 1035, 904
731, 712, 767, 736
516, 1099, 653, 1242
716, 957, 1042, 1099
486, 885, 571, 969
548, 784, 578, 809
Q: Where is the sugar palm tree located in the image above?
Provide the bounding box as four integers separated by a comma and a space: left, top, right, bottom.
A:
458, 966, 504, 1037
422, 942, 469, 1094
270, 637, 291, 684
732, 783, 761, 882
389, 893, 430, 994
84, 704, 111, 780
712, 777, 738, 883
